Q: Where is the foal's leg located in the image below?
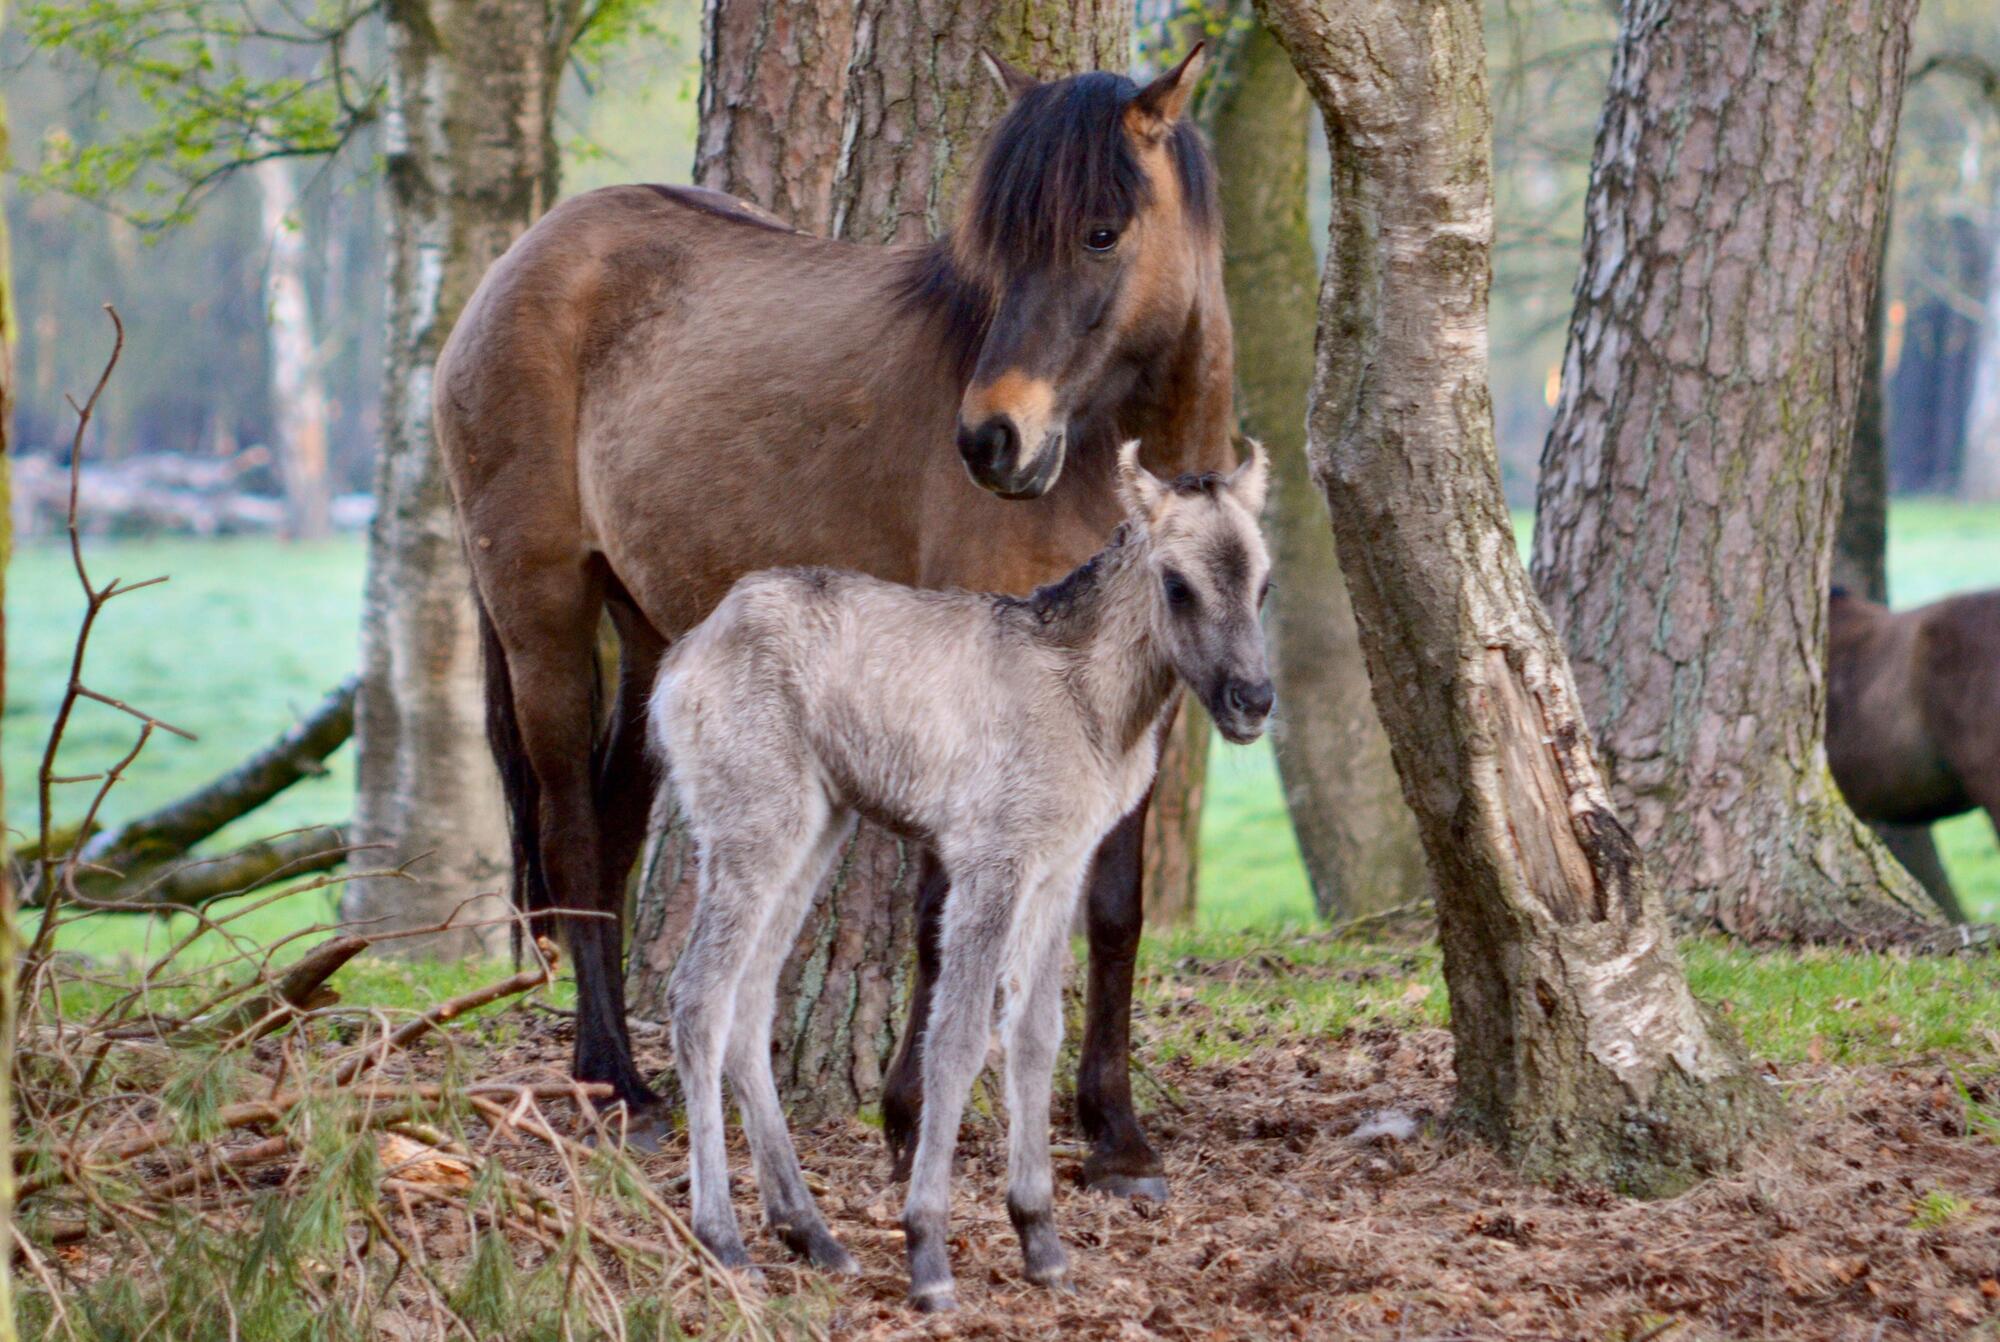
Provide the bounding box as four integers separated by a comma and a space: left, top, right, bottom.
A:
882, 848, 949, 1179
1076, 794, 1168, 1199
1002, 869, 1084, 1290
724, 805, 860, 1275
903, 863, 1019, 1312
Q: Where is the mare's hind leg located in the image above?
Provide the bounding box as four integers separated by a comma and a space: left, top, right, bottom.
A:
590, 589, 670, 1147
485, 555, 658, 1113
1076, 795, 1168, 1200
725, 805, 860, 1275
903, 860, 1020, 1312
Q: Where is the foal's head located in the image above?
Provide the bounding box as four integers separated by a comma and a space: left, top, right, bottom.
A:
1117, 439, 1274, 744
944, 49, 1221, 499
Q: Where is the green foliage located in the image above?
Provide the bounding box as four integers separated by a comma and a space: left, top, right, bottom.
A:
17, 0, 379, 228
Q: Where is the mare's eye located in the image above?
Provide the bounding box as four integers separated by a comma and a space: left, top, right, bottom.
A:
1162, 571, 1195, 610
1258, 578, 1274, 608
1084, 227, 1121, 253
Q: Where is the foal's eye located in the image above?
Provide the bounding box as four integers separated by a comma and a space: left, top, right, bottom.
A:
1084, 227, 1121, 253
1258, 578, 1274, 608
1162, 571, 1195, 610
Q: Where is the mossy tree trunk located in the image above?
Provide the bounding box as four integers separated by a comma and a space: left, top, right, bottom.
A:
630, 0, 1130, 1117
1211, 19, 1425, 923
1531, 0, 1937, 943
1257, 0, 1782, 1194
343, 0, 579, 955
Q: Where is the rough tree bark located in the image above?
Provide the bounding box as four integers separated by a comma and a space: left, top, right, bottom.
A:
343, 0, 577, 955
1210, 18, 1425, 922
253, 157, 333, 542
1531, 0, 1936, 942
1834, 222, 1964, 922
1257, 0, 1781, 1193
629, 0, 1131, 1117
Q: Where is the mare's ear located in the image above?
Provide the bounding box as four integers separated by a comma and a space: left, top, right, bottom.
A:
1117, 439, 1169, 524
1127, 44, 1206, 140
981, 49, 1040, 102
1226, 436, 1270, 517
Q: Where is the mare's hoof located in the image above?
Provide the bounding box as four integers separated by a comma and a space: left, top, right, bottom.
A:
1084, 1172, 1169, 1203
909, 1286, 958, 1314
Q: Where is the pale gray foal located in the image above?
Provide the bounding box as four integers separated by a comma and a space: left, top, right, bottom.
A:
649, 438, 1274, 1310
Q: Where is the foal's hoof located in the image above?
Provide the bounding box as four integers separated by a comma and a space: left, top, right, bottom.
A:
1084, 1172, 1169, 1203
1030, 1270, 1076, 1295
909, 1285, 958, 1314
775, 1223, 861, 1277
591, 1103, 673, 1155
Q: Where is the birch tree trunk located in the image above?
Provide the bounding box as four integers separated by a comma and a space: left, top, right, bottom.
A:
1531, 0, 1935, 943
253, 157, 332, 543
1257, 0, 1781, 1194
1211, 19, 1425, 923
342, 0, 570, 956
0, 9, 18, 1320
629, 0, 1131, 1117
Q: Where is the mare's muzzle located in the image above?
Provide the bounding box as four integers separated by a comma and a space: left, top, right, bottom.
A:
957, 415, 1064, 500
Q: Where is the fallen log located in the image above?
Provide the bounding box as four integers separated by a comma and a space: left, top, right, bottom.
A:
31, 678, 357, 903
68, 824, 348, 912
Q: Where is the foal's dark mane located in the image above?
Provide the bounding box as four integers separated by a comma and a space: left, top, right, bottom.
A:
900, 70, 1220, 382
996, 522, 1138, 627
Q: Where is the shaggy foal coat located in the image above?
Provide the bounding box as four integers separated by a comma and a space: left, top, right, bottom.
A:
650, 440, 1272, 1309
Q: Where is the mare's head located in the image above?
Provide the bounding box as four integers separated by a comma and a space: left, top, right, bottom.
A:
1116, 438, 1273, 743
942, 48, 1221, 498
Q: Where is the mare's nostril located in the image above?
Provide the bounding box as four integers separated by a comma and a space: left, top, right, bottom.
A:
957, 417, 1018, 473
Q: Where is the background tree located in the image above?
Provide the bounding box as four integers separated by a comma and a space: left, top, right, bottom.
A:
340, 0, 603, 952
0, 0, 18, 1322
1255, 0, 1780, 1191
1209, 14, 1426, 923
1532, 0, 1937, 942
628, 0, 1130, 1116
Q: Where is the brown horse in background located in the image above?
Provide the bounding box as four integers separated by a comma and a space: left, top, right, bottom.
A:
1828, 586, 2000, 916
435, 49, 1228, 1199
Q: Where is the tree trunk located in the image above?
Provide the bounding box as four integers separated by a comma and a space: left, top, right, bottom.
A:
1531, 0, 1936, 943
1835, 219, 1963, 922
253, 157, 333, 542
630, 0, 1131, 1118
343, 0, 569, 956
1257, 0, 1782, 1195
1141, 702, 1206, 925
1211, 19, 1425, 923
0, 8, 18, 1321
1960, 205, 2000, 501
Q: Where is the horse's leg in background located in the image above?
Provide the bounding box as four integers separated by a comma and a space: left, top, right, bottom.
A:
490, 558, 659, 1115
1075, 793, 1167, 1200
882, 848, 949, 1179
587, 586, 670, 1144
1871, 822, 1965, 923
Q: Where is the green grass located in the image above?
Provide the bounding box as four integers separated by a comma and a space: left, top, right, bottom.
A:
9, 502, 2000, 966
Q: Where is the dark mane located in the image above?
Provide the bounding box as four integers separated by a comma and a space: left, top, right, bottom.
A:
995, 522, 1137, 626
1166, 470, 1228, 497
897, 70, 1220, 377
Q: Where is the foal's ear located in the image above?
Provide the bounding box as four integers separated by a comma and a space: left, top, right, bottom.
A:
1128, 44, 1206, 138
1117, 439, 1169, 524
1226, 436, 1270, 518
981, 49, 1040, 102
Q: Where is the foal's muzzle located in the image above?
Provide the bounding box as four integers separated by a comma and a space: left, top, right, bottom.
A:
957, 416, 1064, 500
1214, 677, 1276, 744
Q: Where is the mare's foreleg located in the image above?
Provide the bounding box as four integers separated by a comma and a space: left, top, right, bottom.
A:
882, 849, 949, 1179
903, 863, 1017, 1312
1075, 796, 1167, 1200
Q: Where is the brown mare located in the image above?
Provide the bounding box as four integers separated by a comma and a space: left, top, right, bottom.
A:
435, 50, 1229, 1199
1828, 586, 2000, 915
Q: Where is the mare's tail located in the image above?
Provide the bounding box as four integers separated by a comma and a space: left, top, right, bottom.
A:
474, 586, 551, 961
